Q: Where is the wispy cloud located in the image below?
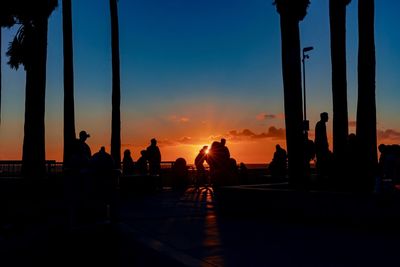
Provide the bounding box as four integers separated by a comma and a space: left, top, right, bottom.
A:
168, 115, 190, 123
156, 126, 286, 148
378, 129, 400, 141
256, 113, 284, 121
228, 127, 285, 140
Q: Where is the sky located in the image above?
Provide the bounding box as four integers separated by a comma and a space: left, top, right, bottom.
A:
1, 0, 400, 164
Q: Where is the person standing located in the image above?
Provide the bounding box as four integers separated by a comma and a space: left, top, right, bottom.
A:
315, 112, 331, 177
146, 138, 161, 175
77, 130, 92, 161
195, 146, 208, 188
122, 149, 135, 175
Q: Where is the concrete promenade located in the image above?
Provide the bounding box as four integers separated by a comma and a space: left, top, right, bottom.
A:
2, 185, 400, 266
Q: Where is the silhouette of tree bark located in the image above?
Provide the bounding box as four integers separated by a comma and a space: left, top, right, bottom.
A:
330, 0, 350, 173
0, 29, 2, 127
62, 0, 76, 166
274, 0, 309, 186
4, 1, 58, 178
110, 0, 121, 168
356, 0, 377, 190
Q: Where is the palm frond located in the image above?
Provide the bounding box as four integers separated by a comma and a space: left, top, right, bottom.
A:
6, 24, 29, 70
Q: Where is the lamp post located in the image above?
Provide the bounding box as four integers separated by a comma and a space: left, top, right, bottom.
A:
302, 46, 314, 137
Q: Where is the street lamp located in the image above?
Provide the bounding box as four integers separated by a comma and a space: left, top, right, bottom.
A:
302, 46, 314, 136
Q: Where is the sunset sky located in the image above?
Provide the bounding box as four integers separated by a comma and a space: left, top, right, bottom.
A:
1, 0, 400, 164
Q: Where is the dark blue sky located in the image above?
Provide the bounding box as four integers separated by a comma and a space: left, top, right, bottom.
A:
1, 0, 400, 162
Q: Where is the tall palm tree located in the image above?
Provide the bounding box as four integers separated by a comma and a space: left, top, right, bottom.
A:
62, 0, 76, 166
0, 29, 2, 127
274, 0, 310, 186
5, 0, 58, 178
330, 0, 350, 170
356, 0, 377, 190
110, 0, 121, 168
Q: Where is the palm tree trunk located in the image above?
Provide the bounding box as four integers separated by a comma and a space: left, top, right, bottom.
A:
356, 0, 377, 190
0, 29, 2, 127
22, 18, 48, 178
329, 0, 349, 173
110, 0, 121, 168
279, 15, 305, 186
62, 0, 76, 166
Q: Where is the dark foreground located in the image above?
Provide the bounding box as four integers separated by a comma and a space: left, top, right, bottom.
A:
1, 181, 400, 267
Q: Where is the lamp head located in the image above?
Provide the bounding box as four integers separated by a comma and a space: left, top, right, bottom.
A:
303, 46, 314, 53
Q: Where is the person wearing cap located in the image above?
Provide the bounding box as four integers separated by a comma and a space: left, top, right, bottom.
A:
78, 130, 92, 161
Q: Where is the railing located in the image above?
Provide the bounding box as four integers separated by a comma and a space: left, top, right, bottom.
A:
0, 160, 63, 177
0, 160, 275, 178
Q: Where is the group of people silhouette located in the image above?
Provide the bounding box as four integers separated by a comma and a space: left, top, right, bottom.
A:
67, 119, 400, 194
378, 144, 400, 191
122, 138, 161, 176
65, 130, 116, 224
268, 112, 335, 181
195, 138, 240, 187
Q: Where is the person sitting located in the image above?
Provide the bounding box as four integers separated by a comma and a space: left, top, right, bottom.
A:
239, 162, 248, 185
269, 144, 287, 180
172, 157, 189, 191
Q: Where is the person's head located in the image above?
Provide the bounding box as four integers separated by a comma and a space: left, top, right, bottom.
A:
221, 138, 226, 146
140, 150, 147, 157
378, 144, 387, 153
100, 146, 106, 153
320, 112, 328, 122
276, 144, 281, 150
201, 146, 208, 153
124, 149, 131, 157
79, 130, 90, 141
151, 138, 157, 146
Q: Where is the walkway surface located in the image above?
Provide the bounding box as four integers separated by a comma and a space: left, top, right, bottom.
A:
2, 186, 400, 266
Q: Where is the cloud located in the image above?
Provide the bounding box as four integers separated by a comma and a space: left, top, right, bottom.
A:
157, 136, 201, 146
156, 127, 286, 148
178, 136, 193, 144
157, 139, 176, 147
168, 115, 190, 123
227, 127, 285, 140
256, 113, 284, 121
378, 129, 400, 140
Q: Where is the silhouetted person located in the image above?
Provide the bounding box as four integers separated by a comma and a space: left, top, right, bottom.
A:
304, 136, 316, 178
221, 138, 231, 159
88, 146, 115, 221
136, 150, 148, 175
78, 130, 92, 161
269, 144, 287, 180
146, 138, 161, 175
228, 158, 239, 185
378, 144, 400, 191
239, 162, 248, 184
195, 146, 208, 187
172, 157, 189, 191
206, 140, 231, 187
122, 149, 135, 175
90, 146, 115, 173
315, 112, 331, 178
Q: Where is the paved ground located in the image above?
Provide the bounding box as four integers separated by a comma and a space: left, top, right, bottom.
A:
2, 186, 400, 266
